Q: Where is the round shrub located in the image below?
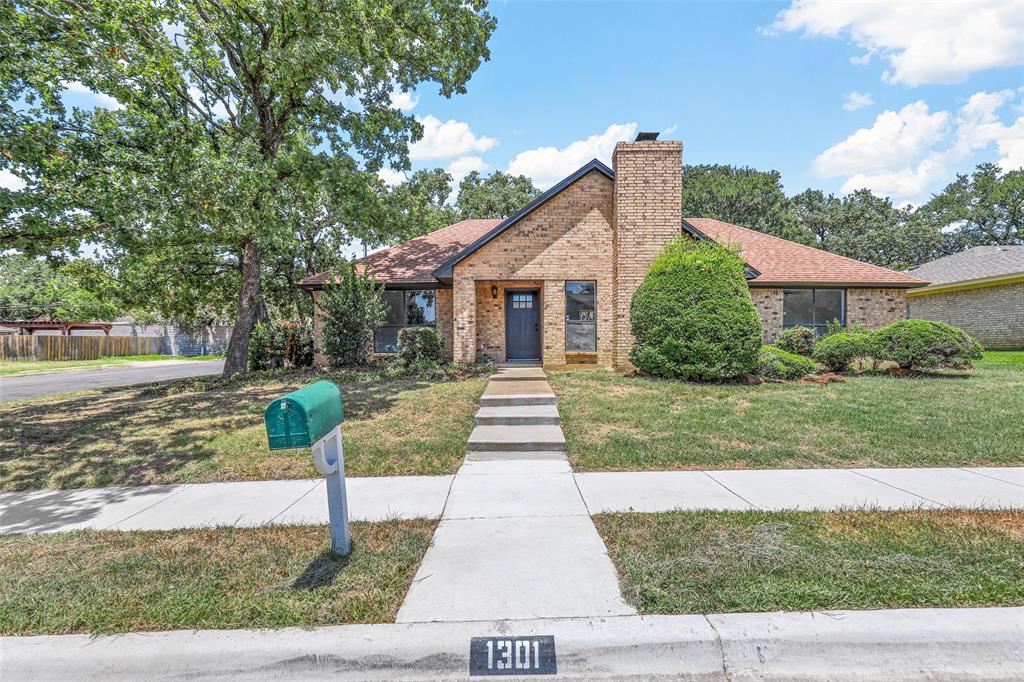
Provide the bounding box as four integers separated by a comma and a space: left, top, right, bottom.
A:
629, 239, 763, 381
398, 327, 447, 365
812, 332, 870, 372
755, 345, 817, 380
870, 319, 983, 370
775, 326, 817, 356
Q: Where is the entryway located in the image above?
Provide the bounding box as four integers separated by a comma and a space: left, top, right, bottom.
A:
505, 289, 541, 361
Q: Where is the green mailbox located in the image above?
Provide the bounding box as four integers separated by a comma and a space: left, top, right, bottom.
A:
264, 381, 343, 450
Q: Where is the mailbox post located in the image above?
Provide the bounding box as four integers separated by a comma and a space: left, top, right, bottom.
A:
264, 381, 350, 556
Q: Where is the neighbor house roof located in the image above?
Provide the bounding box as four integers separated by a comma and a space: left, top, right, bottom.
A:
297, 218, 501, 288
683, 218, 929, 288
904, 245, 1024, 289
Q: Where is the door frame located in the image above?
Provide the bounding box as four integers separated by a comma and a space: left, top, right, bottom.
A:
503, 287, 542, 362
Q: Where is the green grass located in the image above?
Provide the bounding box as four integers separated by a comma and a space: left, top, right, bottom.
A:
0, 354, 220, 376
596, 509, 1024, 614
0, 366, 487, 491
0, 520, 435, 635
551, 351, 1024, 470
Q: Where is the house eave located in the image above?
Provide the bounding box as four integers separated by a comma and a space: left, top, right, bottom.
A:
906, 272, 1024, 297
747, 280, 929, 289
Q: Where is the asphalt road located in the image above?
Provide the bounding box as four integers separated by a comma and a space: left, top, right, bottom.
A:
0, 359, 225, 402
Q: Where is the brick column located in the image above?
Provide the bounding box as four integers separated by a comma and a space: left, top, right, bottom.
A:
452, 275, 477, 363
611, 139, 684, 367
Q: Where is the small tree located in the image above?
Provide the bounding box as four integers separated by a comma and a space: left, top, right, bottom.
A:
630, 239, 763, 380
320, 263, 387, 367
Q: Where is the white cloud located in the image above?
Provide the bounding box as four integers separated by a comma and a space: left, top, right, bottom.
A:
506, 123, 637, 189
389, 90, 419, 112
0, 169, 26, 191
842, 91, 873, 112
63, 81, 124, 111
377, 168, 407, 187
447, 155, 488, 188
767, 1, 1024, 85
409, 115, 496, 161
814, 91, 1024, 203
813, 101, 949, 177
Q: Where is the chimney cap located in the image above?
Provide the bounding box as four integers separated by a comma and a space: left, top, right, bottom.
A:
634, 131, 660, 142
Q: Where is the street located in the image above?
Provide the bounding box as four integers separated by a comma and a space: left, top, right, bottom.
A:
0, 360, 224, 401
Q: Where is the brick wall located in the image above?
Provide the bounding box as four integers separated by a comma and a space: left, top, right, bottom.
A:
435, 288, 454, 359
451, 170, 615, 365
909, 282, 1024, 349
750, 287, 783, 342
612, 140, 683, 366
846, 288, 907, 330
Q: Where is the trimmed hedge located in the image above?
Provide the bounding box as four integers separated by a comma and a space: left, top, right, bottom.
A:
755, 345, 817, 380
870, 319, 983, 370
398, 327, 447, 365
629, 239, 763, 380
775, 326, 817, 356
812, 332, 870, 372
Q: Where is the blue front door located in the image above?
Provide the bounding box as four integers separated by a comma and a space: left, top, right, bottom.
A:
505, 290, 541, 361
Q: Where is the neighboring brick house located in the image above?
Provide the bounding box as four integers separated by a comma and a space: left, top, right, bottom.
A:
299, 133, 927, 368
905, 246, 1024, 350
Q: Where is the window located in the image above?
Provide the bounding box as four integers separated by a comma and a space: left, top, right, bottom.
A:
511, 293, 534, 309
783, 288, 844, 335
565, 281, 596, 352
374, 289, 436, 353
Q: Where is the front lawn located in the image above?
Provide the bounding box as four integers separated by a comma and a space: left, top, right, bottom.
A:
0, 354, 220, 376
0, 366, 487, 491
552, 351, 1024, 470
596, 509, 1024, 614
0, 519, 435, 635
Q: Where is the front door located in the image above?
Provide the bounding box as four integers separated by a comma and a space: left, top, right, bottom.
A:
505, 289, 541, 361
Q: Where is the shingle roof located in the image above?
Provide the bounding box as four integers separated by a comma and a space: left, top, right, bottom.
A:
684, 218, 929, 288
297, 218, 501, 288
904, 245, 1024, 286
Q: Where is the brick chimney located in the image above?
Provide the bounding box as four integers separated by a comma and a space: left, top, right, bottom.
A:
611, 132, 683, 367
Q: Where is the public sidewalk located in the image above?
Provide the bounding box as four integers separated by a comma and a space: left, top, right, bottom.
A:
2, 465, 1020, 535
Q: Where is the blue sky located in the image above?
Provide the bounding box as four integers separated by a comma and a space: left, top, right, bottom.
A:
17, 0, 1023, 212
385, 0, 1023, 206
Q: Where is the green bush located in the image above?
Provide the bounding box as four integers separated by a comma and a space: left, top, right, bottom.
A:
755, 345, 817, 380
775, 326, 817, 355
397, 327, 447, 366
247, 320, 315, 371
247, 322, 276, 371
321, 262, 388, 367
629, 239, 763, 380
812, 332, 870, 371
870, 319, 983, 370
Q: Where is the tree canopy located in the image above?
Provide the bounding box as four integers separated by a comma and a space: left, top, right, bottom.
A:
0, 255, 118, 321
0, 0, 495, 374
456, 170, 540, 219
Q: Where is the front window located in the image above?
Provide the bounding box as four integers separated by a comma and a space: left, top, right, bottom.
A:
374, 289, 436, 353
565, 281, 596, 352
783, 288, 844, 335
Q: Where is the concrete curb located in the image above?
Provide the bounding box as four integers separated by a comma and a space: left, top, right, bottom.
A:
3, 608, 1021, 681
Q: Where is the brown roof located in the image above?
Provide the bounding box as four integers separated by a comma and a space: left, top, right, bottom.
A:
298, 218, 501, 288
685, 217, 929, 288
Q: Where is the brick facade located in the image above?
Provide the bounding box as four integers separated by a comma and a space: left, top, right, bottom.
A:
846, 288, 907, 330
611, 140, 684, 366
909, 282, 1024, 349
750, 287, 783, 343
450, 170, 615, 366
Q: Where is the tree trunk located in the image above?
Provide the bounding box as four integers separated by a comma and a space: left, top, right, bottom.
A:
223, 239, 263, 376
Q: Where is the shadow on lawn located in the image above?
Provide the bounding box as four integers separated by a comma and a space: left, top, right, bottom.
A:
291, 550, 350, 590
0, 371, 436, 493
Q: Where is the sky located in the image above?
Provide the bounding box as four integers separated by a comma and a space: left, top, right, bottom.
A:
8, 1, 1023, 215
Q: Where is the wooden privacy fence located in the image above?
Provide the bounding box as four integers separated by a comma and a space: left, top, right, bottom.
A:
0, 335, 161, 361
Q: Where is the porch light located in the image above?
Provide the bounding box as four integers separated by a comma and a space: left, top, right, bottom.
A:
491, 285, 498, 299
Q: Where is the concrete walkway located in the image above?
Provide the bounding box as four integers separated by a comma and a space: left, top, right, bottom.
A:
5, 607, 1021, 681
396, 365, 634, 622
3, 466, 1021, 535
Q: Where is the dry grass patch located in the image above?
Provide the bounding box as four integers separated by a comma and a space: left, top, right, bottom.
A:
0, 519, 436, 635
596, 509, 1024, 614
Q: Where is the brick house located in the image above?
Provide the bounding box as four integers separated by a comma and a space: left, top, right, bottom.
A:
905, 246, 1024, 350
299, 133, 927, 368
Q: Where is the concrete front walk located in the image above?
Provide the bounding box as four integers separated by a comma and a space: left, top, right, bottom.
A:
396, 366, 635, 622
0, 475, 453, 534
5, 607, 1021, 681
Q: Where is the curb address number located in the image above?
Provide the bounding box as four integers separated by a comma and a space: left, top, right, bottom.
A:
469, 635, 556, 676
